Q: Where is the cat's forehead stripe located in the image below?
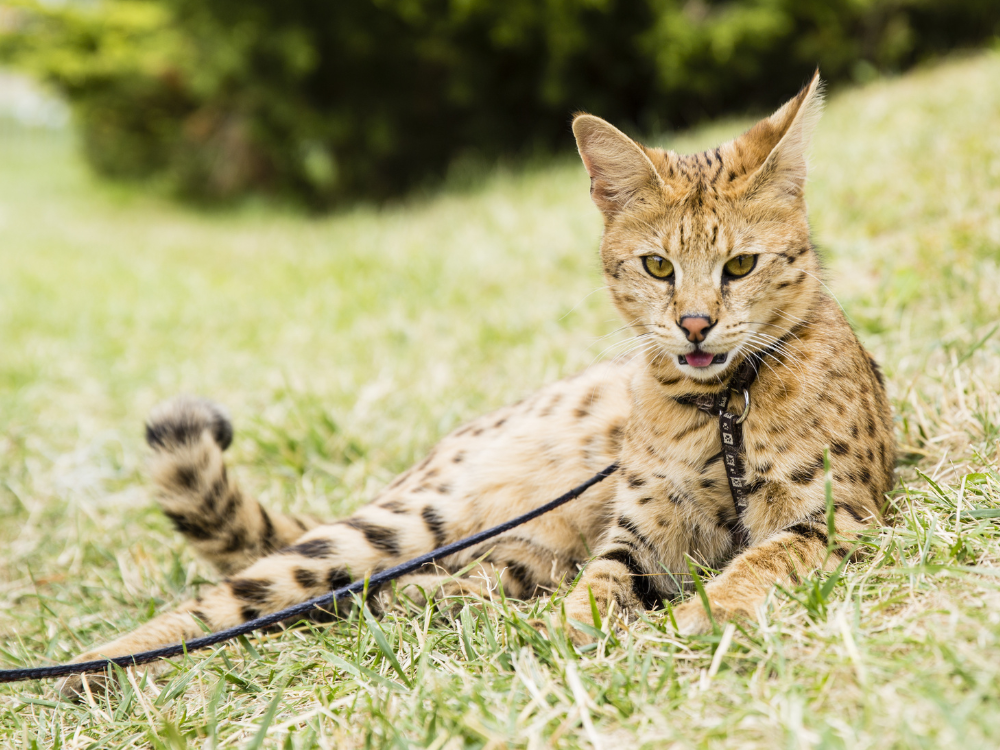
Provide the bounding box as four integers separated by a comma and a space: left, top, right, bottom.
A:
658, 182, 727, 258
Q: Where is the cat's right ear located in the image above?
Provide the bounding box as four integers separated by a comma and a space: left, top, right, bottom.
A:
573, 114, 666, 221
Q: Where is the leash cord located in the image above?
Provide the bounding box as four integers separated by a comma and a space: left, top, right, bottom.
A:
0, 463, 618, 684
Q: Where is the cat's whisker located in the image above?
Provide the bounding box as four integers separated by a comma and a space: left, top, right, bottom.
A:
744, 329, 800, 356
593, 329, 652, 354
650, 347, 669, 373
742, 325, 807, 354
559, 285, 610, 322
737, 341, 795, 397
771, 307, 811, 325
790, 270, 857, 324
741, 320, 791, 331
768, 309, 816, 338
634, 353, 654, 381
591, 318, 644, 344
605, 336, 657, 364
742, 334, 807, 381
744, 327, 796, 347
585, 335, 650, 404
754, 355, 791, 397
742, 319, 810, 342
744, 333, 807, 372
628, 340, 669, 366
752, 322, 839, 365
592, 323, 640, 342
591, 332, 657, 365
618, 340, 662, 364
633, 340, 672, 388
744, 314, 812, 344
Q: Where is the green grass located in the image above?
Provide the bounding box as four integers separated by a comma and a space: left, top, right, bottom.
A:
2, 50, 1000, 748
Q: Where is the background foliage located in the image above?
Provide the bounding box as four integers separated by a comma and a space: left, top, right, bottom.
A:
2, 0, 999, 206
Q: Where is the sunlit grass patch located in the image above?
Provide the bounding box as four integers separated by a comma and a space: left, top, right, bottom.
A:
1, 51, 1000, 748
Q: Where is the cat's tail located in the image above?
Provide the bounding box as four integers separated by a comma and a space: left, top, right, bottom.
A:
145, 396, 321, 575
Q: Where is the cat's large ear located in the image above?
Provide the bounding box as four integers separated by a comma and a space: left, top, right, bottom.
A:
573, 114, 666, 221
722, 71, 824, 205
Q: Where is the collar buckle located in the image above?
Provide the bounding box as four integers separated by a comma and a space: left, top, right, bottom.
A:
734, 388, 751, 424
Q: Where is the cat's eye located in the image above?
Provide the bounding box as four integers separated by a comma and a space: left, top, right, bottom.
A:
642, 255, 674, 279
723, 254, 757, 278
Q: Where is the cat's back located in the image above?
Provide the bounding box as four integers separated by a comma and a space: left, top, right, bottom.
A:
373, 356, 639, 554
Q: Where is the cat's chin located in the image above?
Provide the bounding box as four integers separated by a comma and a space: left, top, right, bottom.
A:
676, 360, 731, 381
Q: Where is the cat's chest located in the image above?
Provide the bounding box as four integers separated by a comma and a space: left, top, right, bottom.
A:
620, 401, 733, 504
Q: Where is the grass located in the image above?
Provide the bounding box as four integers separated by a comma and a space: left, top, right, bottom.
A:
1, 50, 1000, 748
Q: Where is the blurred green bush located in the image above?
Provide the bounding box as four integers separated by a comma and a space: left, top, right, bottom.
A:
2, 0, 997, 206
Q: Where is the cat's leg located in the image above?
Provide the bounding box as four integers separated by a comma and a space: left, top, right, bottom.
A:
61, 529, 583, 695
146, 397, 322, 575
57, 479, 595, 698
57, 512, 422, 698
379, 536, 583, 611
668, 504, 870, 634
561, 484, 873, 642
58, 495, 578, 697
558, 481, 709, 644
373, 566, 512, 613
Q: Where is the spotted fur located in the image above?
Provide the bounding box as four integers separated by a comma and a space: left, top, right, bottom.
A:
59, 73, 895, 696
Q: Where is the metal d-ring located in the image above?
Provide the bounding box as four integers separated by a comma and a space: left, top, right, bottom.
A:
735, 388, 751, 424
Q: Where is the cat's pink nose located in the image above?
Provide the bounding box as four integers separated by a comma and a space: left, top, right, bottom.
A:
678, 315, 714, 343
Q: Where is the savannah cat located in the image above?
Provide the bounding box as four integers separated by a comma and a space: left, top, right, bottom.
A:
58, 73, 895, 697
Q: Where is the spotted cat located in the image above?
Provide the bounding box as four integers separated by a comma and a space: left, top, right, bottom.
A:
59, 73, 895, 695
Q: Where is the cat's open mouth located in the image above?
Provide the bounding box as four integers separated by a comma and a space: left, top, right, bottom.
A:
678, 351, 728, 368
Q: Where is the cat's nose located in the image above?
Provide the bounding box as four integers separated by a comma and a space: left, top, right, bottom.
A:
678, 315, 714, 343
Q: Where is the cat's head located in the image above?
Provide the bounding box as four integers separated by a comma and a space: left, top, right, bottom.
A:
575, 73, 825, 384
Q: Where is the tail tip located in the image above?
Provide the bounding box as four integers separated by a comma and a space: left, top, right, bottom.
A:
145, 396, 233, 452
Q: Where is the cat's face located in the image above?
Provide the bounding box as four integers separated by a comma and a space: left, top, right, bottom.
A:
575, 75, 825, 383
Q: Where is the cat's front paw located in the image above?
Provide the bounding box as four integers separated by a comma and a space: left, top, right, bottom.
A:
528, 611, 599, 648
669, 599, 715, 635
55, 651, 118, 701
669, 596, 751, 635
56, 644, 169, 701
57, 671, 111, 702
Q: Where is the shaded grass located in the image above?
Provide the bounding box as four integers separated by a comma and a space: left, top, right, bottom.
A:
1, 50, 1000, 748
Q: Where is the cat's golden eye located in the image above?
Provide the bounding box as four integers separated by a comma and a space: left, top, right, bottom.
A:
642, 255, 674, 279
723, 254, 757, 278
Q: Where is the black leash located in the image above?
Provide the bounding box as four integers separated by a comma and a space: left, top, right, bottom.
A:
0, 463, 619, 684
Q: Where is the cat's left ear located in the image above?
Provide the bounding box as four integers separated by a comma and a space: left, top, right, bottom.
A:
723, 71, 824, 205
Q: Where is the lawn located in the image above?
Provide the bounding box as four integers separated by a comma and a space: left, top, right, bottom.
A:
1, 50, 1000, 749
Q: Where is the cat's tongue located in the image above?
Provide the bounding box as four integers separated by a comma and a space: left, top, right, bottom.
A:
683, 351, 716, 368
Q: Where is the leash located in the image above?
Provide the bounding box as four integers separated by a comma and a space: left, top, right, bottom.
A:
674, 348, 769, 548
0, 464, 619, 684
